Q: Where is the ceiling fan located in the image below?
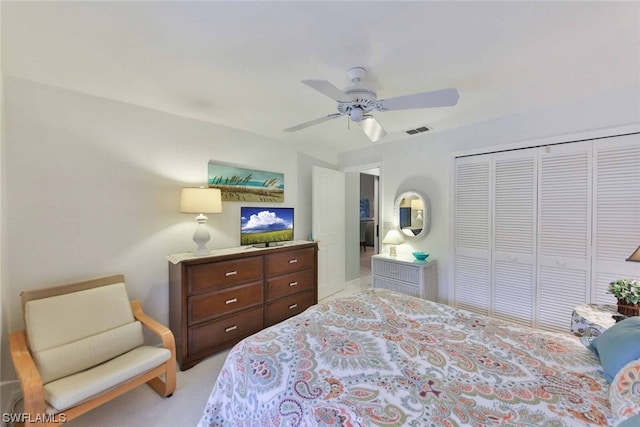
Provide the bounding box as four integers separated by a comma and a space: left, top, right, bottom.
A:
284, 67, 459, 142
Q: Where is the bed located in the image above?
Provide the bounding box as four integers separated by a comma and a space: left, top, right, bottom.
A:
197, 288, 635, 426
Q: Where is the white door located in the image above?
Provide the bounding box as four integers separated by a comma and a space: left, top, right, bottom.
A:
454, 155, 492, 315
537, 141, 592, 332
313, 166, 346, 299
492, 150, 537, 326
592, 134, 640, 303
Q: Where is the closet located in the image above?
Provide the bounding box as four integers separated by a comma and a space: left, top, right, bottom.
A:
453, 133, 640, 332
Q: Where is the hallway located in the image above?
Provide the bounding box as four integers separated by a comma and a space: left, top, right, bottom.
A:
360, 245, 374, 277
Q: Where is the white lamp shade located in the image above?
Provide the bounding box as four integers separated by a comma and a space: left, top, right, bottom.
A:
402, 228, 414, 237
410, 199, 424, 210
180, 188, 222, 214
382, 229, 405, 245
627, 245, 640, 262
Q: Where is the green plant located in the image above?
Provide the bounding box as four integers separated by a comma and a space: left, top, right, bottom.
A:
608, 278, 640, 305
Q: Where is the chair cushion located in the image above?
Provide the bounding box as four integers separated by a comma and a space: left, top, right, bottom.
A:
44, 345, 171, 411
25, 282, 144, 383
35, 322, 144, 384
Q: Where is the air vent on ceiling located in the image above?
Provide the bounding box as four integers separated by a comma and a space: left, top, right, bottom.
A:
405, 126, 431, 135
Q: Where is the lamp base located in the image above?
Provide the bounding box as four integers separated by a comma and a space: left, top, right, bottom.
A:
389, 245, 398, 256
192, 215, 211, 256
192, 246, 210, 256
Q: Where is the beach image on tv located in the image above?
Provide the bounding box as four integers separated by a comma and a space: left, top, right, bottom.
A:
241, 207, 293, 245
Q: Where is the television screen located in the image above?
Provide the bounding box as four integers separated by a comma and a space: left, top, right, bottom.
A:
241, 207, 294, 246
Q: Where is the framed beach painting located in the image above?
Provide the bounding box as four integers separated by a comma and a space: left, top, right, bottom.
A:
207, 162, 284, 202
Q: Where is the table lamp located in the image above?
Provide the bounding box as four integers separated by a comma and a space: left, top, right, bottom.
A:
382, 229, 405, 256
411, 198, 424, 221
181, 187, 222, 256
627, 245, 640, 262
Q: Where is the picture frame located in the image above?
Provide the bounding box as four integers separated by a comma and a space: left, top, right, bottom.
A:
208, 162, 284, 202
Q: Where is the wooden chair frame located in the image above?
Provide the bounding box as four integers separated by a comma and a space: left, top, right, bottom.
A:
9, 275, 176, 426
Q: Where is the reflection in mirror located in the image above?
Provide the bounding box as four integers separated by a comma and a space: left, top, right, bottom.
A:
394, 190, 431, 239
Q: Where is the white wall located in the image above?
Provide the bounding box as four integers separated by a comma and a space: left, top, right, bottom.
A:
341, 136, 451, 301
340, 87, 640, 304
0, 47, 20, 412
2, 77, 320, 342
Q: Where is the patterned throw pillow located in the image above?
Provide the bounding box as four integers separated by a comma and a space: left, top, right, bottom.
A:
610, 359, 640, 426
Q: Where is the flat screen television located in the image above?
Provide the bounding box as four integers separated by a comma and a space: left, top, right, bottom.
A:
241, 207, 294, 247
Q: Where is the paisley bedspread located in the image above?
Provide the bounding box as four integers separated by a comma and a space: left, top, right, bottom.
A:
198, 289, 611, 426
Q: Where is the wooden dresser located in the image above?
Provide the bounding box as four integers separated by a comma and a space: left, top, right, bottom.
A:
168, 241, 318, 370
371, 253, 438, 301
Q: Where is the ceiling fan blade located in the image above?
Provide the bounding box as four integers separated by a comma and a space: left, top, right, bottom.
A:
377, 88, 459, 111
358, 116, 387, 142
284, 113, 342, 132
302, 79, 353, 103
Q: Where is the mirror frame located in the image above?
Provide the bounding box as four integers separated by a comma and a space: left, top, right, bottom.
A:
393, 190, 431, 240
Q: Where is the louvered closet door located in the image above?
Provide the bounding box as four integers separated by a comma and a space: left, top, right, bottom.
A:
537, 142, 592, 332
454, 155, 492, 315
492, 151, 537, 326
592, 134, 640, 303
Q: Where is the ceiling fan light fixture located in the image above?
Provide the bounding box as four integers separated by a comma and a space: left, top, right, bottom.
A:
350, 107, 364, 122
359, 115, 386, 142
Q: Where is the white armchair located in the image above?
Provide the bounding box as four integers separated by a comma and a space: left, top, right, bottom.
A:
9, 274, 176, 425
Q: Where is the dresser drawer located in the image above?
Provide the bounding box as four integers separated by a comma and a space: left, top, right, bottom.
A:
186, 256, 263, 295
372, 276, 421, 298
265, 289, 315, 326
266, 269, 315, 301
266, 248, 315, 276
372, 259, 419, 283
188, 281, 263, 325
188, 307, 263, 355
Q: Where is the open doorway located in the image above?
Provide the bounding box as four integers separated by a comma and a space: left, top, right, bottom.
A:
345, 166, 380, 284
359, 170, 379, 278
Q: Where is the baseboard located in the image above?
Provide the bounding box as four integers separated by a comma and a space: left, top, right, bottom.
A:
1, 381, 21, 427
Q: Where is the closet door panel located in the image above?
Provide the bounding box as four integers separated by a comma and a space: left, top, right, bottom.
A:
537, 143, 591, 332
538, 267, 588, 331
492, 152, 537, 326
455, 254, 491, 315
493, 260, 534, 325
454, 156, 491, 315
592, 134, 640, 303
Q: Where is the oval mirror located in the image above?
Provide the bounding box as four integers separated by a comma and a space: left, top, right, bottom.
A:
394, 190, 431, 239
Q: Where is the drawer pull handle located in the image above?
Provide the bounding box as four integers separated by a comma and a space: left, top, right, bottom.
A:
289, 259, 298, 264
225, 298, 238, 305
225, 271, 238, 277
289, 303, 298, 310
225, 325, 237, 333
289, 282, 298, 287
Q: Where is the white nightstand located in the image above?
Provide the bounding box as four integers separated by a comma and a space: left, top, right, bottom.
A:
371, 254, 438, 301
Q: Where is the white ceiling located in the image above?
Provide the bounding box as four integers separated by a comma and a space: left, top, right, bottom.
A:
3, 1, 639, 159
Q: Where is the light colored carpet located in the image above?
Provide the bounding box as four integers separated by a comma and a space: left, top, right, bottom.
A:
51, 275, 372, 427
